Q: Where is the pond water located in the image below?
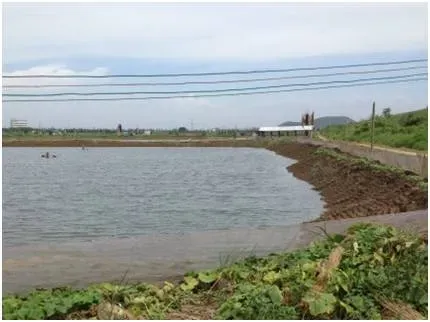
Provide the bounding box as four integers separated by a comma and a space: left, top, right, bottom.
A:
2, 147, 324, 293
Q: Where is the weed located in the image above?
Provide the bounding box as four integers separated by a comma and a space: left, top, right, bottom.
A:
3, 223, 428, 320
314, 147, 428, 191
321, 108, 428, 151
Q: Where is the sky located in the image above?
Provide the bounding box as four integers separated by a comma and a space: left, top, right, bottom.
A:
2, 2, 428, 129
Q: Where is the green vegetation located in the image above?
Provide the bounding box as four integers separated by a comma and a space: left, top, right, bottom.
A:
314, 147, 428, 191
3, 223, 427, 320
321, 108, 428, 151
2, 127, 255, 140
280, 116, 355, 129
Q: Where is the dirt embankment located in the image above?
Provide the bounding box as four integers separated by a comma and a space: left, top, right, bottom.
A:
268, 142, 428, 221
2, 138, 263, 148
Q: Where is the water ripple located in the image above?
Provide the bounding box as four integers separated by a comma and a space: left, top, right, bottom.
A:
3, 147, 324, 247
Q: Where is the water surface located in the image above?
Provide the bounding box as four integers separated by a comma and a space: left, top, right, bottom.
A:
3, 147, 325, 293
3, 147, 324, 247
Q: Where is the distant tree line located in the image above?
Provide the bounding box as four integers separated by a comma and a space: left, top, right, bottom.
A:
2, 126, 259, 137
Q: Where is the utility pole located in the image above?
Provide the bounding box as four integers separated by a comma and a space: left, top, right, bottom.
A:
370, 101, 376, 152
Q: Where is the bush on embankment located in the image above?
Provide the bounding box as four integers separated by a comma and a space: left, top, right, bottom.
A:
321, 108, 428, 151
2, 223, 428, 320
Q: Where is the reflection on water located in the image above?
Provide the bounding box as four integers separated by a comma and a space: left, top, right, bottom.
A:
4, 210, 426, 294
3, 224, 302, 294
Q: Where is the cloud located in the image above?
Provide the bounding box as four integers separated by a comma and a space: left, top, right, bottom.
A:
3, 3, 427, 63
2, 65, 109, 87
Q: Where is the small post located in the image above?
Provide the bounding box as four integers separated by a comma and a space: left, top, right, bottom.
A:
370, 101, 376, 152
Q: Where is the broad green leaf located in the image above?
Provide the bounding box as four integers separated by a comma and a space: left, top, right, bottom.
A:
339, 300, 354, 314
302, 262, 317, 273
44, 303, 57, 317
180, 276, 199, 291
349, 295, 366, 311
303, 291, 337, 316
155, 289, 164, 299
28, 307, 45, 320
162, 281, 175, 292
57, 304, 68, 314
335, 274, 349, 293
198, 271, 218, 284
419, 293, 428, 305
263, 271, 281, 284
267, 285, 283, 304
238, 271, 250, 279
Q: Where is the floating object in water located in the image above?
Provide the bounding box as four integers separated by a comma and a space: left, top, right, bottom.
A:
41, 152, 57, 158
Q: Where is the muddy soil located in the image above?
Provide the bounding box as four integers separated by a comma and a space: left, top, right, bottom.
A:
268, 142, 428, 221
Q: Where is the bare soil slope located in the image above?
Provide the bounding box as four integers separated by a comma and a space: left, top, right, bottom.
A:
268, 143, 427, 221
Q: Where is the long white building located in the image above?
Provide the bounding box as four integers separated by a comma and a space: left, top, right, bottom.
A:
258, 125, 314, 132
256, 125, 314, 137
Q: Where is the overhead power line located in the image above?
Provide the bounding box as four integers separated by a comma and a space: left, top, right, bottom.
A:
2, 58, 427, 79
3, 77, 427, 103
3, 65, 427, 88
3, 73, 427, 97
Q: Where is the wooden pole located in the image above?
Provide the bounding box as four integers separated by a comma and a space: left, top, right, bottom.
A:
370, 101, 376, 152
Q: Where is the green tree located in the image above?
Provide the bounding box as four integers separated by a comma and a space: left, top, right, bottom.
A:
382, 108, 391, 118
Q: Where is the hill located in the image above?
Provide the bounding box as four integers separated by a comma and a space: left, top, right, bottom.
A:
320, 108, 428, 151
279, 116, 355, 129
278, 121, 301, 126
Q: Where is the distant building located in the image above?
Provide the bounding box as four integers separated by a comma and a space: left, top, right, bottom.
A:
10, 119, 28, 128
144, 130, 152, 136
257, 125, 314, 137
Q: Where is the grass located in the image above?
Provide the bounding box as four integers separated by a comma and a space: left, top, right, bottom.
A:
314, 147, 428, 191
2, 223, 428, 320
320, 108, 428, 151
2, 129, 244, 140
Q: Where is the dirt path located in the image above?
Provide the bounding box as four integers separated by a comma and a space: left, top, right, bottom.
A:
316, 133, 426, 156
297, 209, 428, 247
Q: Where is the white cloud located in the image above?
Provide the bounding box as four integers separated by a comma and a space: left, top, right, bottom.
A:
2, 3, 428, 63
2, 65, 109, 86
